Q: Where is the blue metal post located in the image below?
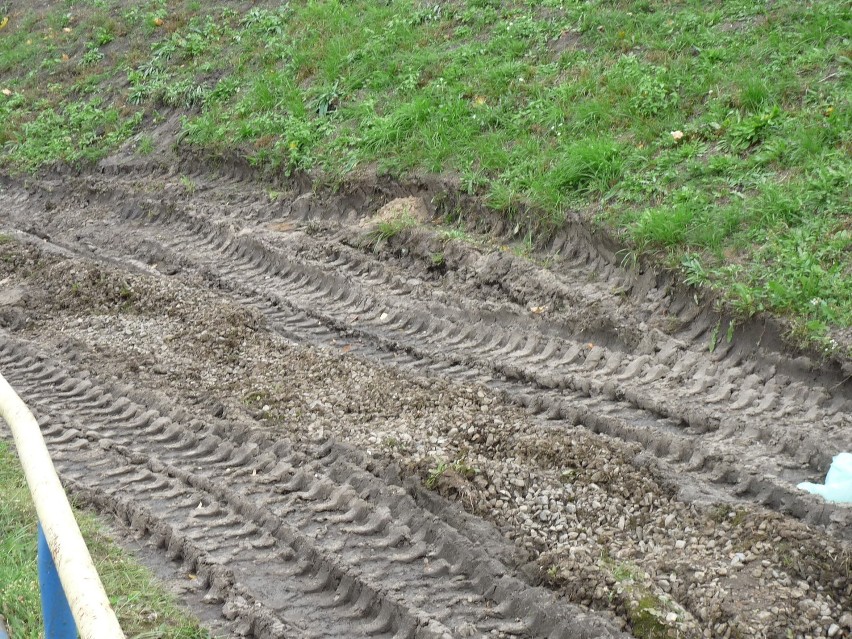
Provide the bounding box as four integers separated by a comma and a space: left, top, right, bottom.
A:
37, 523, 77, 639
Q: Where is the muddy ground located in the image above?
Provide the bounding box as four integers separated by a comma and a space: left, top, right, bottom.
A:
0, 157, 850, 639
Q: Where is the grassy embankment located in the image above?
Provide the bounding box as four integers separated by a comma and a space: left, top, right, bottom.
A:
0, 441, 209, 639
0, 0, 849, 350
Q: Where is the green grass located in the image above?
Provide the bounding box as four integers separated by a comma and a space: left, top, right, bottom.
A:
362, 212, 419, 250
0, 441, 209, 639
601, 559, 675, 639
425, 457, 477, 489
0, 0, 850, 349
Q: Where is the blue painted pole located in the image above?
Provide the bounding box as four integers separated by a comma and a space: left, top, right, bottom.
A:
37, 523, 78, 639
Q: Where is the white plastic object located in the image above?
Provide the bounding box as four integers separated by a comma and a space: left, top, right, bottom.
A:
797, 453, 852, 504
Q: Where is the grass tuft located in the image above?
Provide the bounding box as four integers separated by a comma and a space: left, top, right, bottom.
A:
362, 213, 418, 251
551, 138, 627, 194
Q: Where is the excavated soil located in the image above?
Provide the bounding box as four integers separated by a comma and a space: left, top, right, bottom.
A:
0, 160, 850, 639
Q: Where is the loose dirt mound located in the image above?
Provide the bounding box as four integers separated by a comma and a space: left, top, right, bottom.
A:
364, 196, 432, 227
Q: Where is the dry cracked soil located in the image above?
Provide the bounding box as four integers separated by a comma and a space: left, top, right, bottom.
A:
0, 155, 850, 639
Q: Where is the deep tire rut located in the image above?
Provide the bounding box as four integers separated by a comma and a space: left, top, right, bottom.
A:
0, 333, 626, 639
1, 175, 847, 537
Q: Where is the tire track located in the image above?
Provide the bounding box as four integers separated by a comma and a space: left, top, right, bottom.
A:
0, 176, 849, 538
127, 195, 852, 535
0, 334, 627, 639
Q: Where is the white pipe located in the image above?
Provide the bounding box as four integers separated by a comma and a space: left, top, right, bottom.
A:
0, 371, 125, 639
